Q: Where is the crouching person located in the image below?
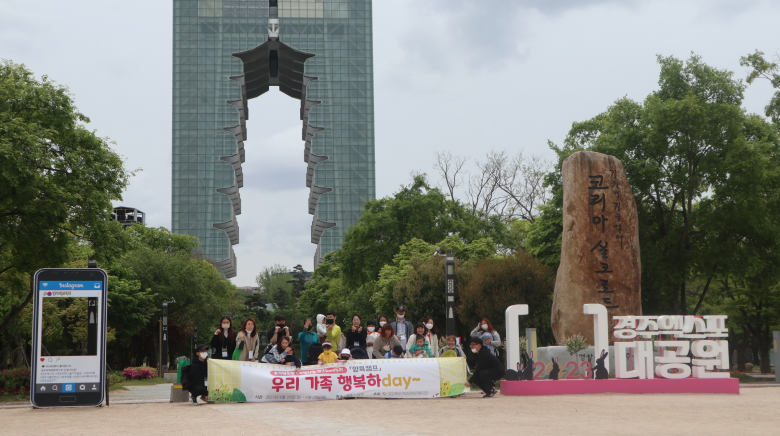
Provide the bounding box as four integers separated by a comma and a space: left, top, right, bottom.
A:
465, 337, 504, 398
186, 344, 209, 405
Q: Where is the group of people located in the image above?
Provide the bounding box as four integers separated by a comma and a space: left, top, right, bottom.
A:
185, 306, 506, 404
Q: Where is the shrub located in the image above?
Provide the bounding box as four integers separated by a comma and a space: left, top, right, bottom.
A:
457, 252, 555, 344
562, 334, 589, 355
122, 366, 158, 380
0, 368, 31, 394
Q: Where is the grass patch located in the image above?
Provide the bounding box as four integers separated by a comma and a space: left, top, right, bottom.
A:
119, 377, 171, 386
0, 391, 29, 403
731, 372, 763, 383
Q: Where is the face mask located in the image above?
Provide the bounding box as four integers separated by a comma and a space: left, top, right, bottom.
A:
222, 324, 230, 329
341, 355, 350, 360
367, 327, 375, 332
471, 348, 478, 353
397, 314, 404, 319
306, 325, 312, 331
425, 324, 433, 330
199, 352, 208, 359
379, 322, 386, 327
481, 324, 488, 330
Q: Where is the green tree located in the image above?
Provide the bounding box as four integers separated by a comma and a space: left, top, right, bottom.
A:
339, 175, 507, 290
528, 54, 775, 315
456, 252, 555, 346
740, 50, 780, 125
0, 60, 131, 337
108, 225, 235, 368
256, 265, 294, 317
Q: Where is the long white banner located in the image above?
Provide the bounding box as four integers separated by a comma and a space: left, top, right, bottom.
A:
208, 357, 468, 402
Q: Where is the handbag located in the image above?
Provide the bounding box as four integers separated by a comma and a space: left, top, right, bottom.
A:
232, 340, 244, 360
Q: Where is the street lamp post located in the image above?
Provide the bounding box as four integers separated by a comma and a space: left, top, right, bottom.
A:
445, 253, 456, 337
160, 299, 175, 377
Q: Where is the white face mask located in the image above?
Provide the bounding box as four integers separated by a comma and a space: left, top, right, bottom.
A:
425, 324, 433, 330
199, 352, 208, 359
397, 314, 404, 319
368, 327, 375, 332
470, 348, 478, 354
481, 324, 488, 330
379, 321, 386, 327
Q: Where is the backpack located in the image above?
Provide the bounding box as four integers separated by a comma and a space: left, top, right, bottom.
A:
308, 343, 324, 363
179, 364, 192, 389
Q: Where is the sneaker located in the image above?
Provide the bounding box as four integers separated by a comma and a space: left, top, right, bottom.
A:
483, 388, 497, 398
200, 395, 208, 402
189, 397, 200, 406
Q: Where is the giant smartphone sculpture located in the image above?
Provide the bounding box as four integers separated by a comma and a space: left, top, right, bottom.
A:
31, 268, 107, 407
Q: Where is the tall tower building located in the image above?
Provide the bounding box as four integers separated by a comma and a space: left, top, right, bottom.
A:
172, 0, 375, 278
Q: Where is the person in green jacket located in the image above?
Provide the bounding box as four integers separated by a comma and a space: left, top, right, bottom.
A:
407, 335, 434, 358
298, 317, 319, 365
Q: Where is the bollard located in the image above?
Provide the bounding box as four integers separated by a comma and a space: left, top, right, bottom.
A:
774, 331, 779, 383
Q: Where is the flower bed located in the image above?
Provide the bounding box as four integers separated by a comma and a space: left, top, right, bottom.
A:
0, 368, 31, 394
122, 366, 159, 380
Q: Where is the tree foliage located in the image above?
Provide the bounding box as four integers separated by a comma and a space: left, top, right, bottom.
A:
0, 60, 132, 337
338, 175, 507, 290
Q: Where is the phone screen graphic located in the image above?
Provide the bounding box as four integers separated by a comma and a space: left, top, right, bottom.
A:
31, 269, 107, 407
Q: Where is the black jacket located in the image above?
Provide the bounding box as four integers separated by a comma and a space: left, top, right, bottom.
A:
210, 331, 236, 360
344, 326, 367, 349
189, 358, 208, 386
471, 346, 505, 379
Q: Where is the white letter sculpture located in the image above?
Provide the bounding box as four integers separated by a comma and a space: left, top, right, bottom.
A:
505, 304, 529, 373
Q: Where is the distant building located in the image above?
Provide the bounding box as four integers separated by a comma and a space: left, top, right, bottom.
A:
171, 0, 376, 278
112, 206, 145, 227
235, 286, 260, 294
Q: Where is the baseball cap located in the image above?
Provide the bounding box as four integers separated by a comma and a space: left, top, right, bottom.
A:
322, 341, 332, 348
341, 349, 351, 355
395, 305, 406, 312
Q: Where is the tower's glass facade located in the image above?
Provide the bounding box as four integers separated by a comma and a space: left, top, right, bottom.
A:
172, 0, 375, 277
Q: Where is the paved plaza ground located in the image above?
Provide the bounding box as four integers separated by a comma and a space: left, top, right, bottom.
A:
1, 385, 779, 435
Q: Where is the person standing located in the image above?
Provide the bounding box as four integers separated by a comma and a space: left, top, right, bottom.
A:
465, 337, 504, 398
344, 314, 367, 350
470, 318, 501, 354
210, 316, 235, 360
373, 324, 401, 359
424, 317, 440, 357
268, 314, 290, 345
365, 319, 379, 359
186, 344, 209, 405
389, 305, 414, 349
298, 317, 319, 365
377, 315, 389, 329
236, 318, 260, 362
319, 311, 342, 350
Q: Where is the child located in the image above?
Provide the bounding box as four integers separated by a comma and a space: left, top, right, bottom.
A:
318, 341, 338, 364
385, 344, 405, 358
438, 335, 465, 357
337, 348, 352, 363
408, 335, 433, 358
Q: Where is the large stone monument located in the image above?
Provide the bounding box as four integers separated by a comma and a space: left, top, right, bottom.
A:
552, 151, 641, 345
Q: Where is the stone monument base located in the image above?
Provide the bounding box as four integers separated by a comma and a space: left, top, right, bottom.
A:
500, 378, 739, 396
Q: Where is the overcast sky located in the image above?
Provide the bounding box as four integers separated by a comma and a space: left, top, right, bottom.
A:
2, 0, 779, 286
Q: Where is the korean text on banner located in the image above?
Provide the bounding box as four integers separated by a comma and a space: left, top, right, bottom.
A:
208, 357, 467, 402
